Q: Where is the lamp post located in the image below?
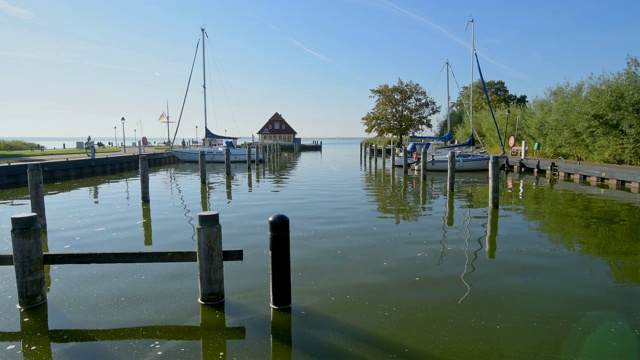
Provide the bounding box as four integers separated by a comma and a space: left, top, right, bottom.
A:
138, 119, 144, 153
121, 117, 126, 153
196, 126, 198, 144
114, 126, 117, 148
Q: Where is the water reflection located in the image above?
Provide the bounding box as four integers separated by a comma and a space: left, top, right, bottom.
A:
142, 202, 152, 246
0, 302, 245, 360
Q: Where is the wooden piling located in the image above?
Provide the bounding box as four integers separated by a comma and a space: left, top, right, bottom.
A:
247, 145, 252, 170
381, 144, 386, 166
27, 164, 47, 227
489, 155, 500, 208
391, 147, 396, 167
421, 147, 427, 181
11, 213, 47, 308
196, 211, 225, 305
225, 148, 231, 176
269, 214, 291, 309
199, 151, 206, 184
403, 146, 408, 174
374, 144, 378, 167
140, 155, 150, 202
447, 151, 456, 192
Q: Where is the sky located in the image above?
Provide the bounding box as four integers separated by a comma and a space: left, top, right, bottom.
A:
1, 0, 639, 141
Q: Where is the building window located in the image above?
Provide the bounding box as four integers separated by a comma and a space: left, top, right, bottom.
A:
283, 124, 286, 129
274, 122, 280, 129
269, 125, 272, 129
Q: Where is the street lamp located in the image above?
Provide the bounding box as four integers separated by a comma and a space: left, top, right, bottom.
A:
134, 129, 137, 149
114, 126, 117, 148
121, 117, 126, 153
138, 119, 144, 153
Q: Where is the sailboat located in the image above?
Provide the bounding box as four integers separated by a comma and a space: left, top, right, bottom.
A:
172, 27, 262, 163
413, 19, 504, 171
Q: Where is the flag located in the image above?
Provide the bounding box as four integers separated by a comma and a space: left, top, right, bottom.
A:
159, 112, 167, 121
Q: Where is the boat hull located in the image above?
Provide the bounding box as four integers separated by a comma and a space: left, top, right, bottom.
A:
415, 153, 506, 172
172, 148, 262, 163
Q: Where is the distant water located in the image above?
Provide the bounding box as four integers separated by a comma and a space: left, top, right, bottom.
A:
0, 138, 639, 359
1, 136, 331, 149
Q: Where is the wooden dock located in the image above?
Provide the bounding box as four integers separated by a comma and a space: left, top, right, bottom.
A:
504, 155, 640, 192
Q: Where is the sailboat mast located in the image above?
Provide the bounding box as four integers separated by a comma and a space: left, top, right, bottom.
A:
446, 59, 451, 144
468, 18, 475, 131
201, 27, 208, 135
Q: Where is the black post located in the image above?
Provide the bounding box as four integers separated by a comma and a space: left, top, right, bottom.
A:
269, 214, 291, 309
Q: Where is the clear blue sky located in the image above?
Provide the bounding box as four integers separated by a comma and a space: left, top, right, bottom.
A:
1, 0, 638, 140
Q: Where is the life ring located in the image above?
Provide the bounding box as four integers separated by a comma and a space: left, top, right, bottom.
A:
142, 136, 148, 146
508, 135, 516, 148
413, 151, 418, 160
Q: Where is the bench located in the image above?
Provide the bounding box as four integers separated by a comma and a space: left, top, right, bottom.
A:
30, 146, 45, 151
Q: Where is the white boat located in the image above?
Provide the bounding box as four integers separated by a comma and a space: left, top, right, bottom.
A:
172, 27, 262, 163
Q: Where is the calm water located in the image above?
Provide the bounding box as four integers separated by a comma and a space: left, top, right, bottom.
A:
0, 138, 639, 359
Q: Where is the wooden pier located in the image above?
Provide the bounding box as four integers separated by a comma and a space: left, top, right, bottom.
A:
505, 156, 640, 192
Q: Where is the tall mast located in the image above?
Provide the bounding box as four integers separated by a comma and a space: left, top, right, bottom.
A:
201, 27, 208, 134
467, 18, 475, 132
446, 59, 451, 144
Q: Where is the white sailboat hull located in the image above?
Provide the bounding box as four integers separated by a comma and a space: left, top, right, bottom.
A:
415, 153, 505, 172
172, 148, 262, 163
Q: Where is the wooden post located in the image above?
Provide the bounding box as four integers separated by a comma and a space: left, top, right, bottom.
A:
255, 145, 260, 167
360, 142, 363, 163
11, 213, 47, 308
391, 146, 396, 167
225, 148, 231, 176
199, 151, 206, 184
269, 214, 291, 309
489, 155, 500, 209
447, 151, 456, 192
403, 146, 408, 174
374, 144, 378, 167
27, 164, 47, 227
140, 155, 150, 202
421, 146, 427, 181
381, 144, 386, 166
521, 140, 527, 159
196, 211, 224, 304
247, 145, 252, 170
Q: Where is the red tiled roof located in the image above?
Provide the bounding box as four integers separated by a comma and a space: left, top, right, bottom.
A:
257, 112, 297, 135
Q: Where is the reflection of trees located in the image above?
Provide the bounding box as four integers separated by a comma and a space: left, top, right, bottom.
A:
502, 174, 640, 285
363, 168, 491, 224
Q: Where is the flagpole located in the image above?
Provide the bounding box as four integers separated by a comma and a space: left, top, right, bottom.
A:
166, 100, 170, 145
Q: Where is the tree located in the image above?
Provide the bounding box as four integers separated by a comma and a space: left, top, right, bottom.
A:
361, 79, 440, 144
452, 80, 528, 112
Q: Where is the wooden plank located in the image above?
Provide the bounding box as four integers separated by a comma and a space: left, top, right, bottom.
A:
0, 249, 243, 266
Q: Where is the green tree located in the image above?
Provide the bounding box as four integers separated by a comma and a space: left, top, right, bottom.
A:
452, 80, 528, 112
362, 79, 440, 144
